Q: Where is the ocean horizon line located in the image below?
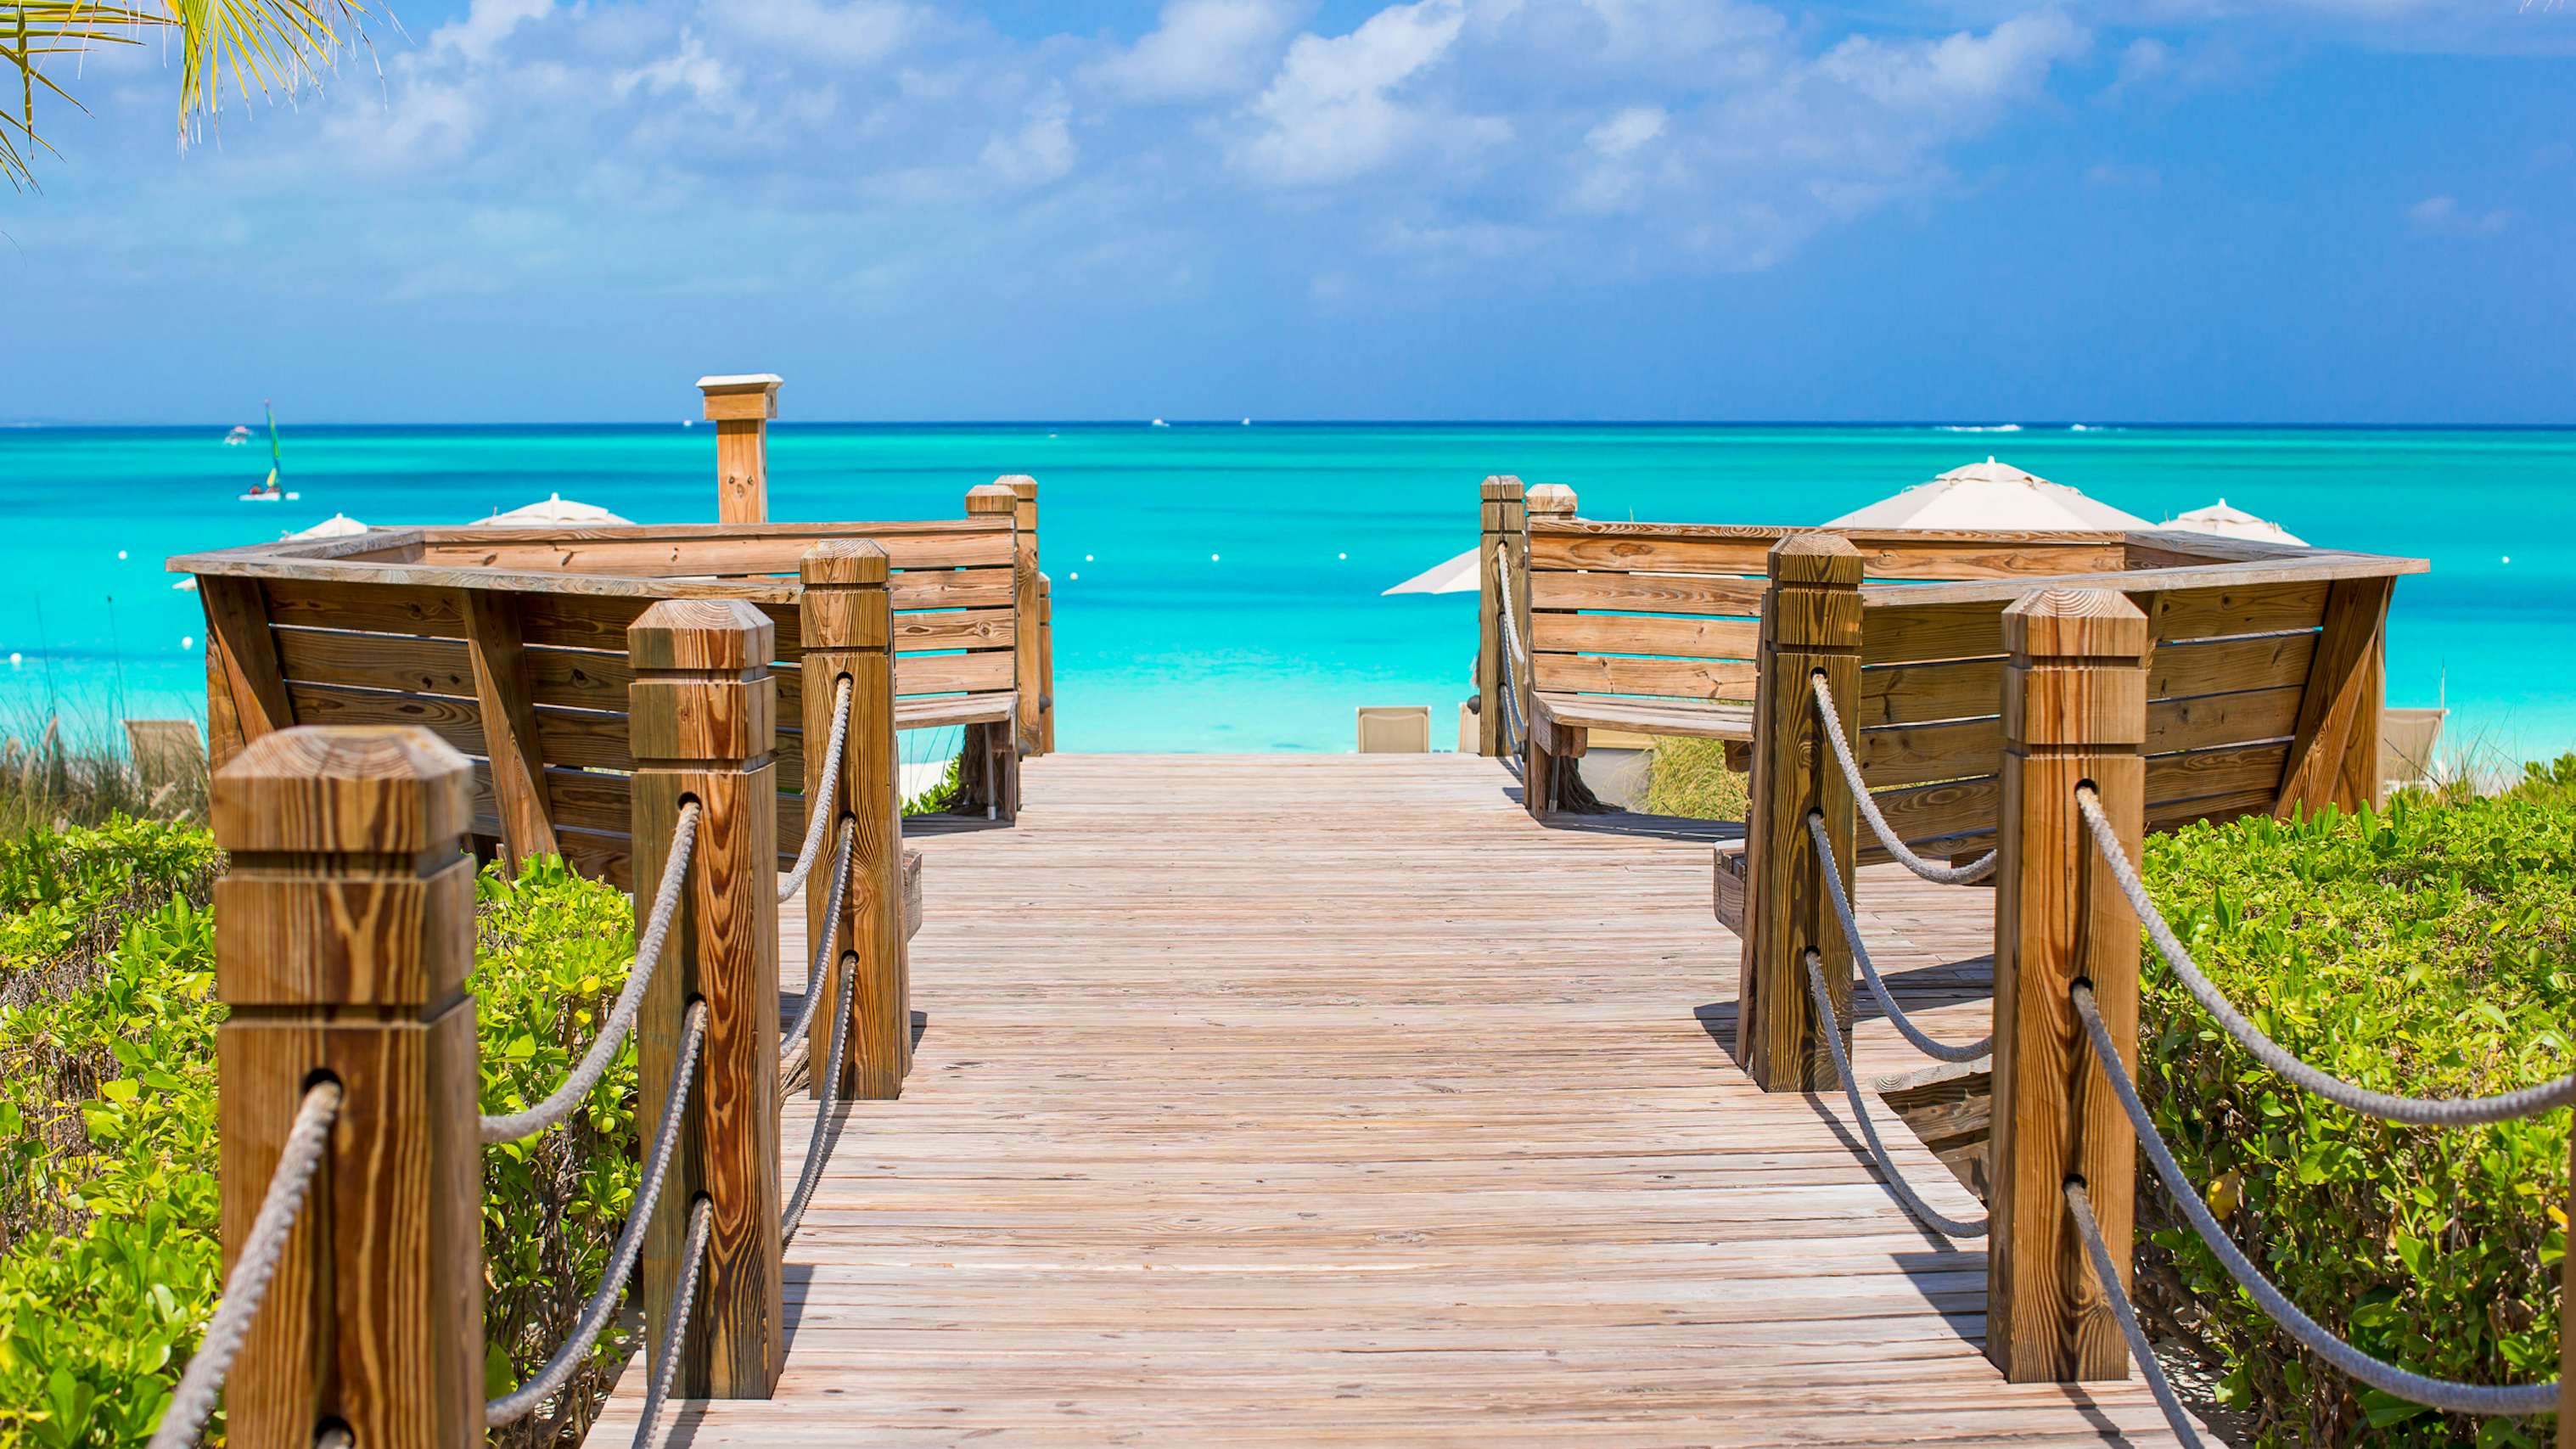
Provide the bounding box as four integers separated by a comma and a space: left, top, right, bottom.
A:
8, 418, 2576, 434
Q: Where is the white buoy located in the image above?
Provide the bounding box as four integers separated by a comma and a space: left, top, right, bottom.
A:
2503, 556, 2512, 564
116, 549, 128, 560
181, 636, 195, 650
1337, 552, 1347, 560
1069, 571, 1080, 581
1084, 553, 1094, 562
7, 653, 18, 667
1209, 553, 1221, 562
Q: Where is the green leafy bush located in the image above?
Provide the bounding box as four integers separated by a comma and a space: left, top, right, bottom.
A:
0, 840, 643, 1449
2134, 764, 2576, 1447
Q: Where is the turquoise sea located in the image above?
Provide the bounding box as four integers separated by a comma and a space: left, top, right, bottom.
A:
3, 423, 2571, 761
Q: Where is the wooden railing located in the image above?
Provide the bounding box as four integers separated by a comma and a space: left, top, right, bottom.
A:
173, 373, 1054, 886
196, 547, 924, 1447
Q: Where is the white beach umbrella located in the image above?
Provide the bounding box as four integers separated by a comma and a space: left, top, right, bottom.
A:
286, 513, 370, 540
1383, 547, 1483, 596
474, 492, 633, 527
1825, 458, 2153, 531
2166, 497, 2309, 548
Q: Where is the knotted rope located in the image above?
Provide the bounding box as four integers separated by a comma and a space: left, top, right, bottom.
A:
480, 801, 701, 1145
2074, 982, 2558, 1417
1801, 951, 1988, 1239
1809, 675, 1997, 885
149, 1082, 342, 1449
778, 677, 855, 904
2075, 787, 2576, 1126
485, 1001, 708, 1428
1804, 811, 1992, 1064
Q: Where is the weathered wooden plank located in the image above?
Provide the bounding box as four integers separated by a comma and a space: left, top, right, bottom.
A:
1532, 611, 1760, 661
1856, 632, 2318, 729
2273, 576, 2393, 817
1865, 580, 2333, 666
1533, 694, 1754, 740
1529, 570, 1768, 618
1858, 686, 2304, 789
1530, 653, 1759, 702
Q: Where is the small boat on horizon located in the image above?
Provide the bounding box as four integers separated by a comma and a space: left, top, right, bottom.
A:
239, 400, 300, 502
223, 424, 251, 446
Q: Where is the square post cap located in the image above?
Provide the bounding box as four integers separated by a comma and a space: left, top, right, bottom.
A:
1527, 483, 1577, 517
213, 726, 473, 854
801, 538, 890, 587
965, 483, 1018, 514
698, 373, 783, 422
2003, 587, 2150, 660
627, 598, 776, 671
1767, 531, 1865, 587
1480, 475, 1525, 502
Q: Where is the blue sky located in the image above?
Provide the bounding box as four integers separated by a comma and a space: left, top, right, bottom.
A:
3, 0, 2569, 424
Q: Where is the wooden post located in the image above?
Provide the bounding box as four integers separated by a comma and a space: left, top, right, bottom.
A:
199, 575, 295, 771
999, 475, 1044, 756
459, 589, 558, 871
2275, 576, 2392, 816
1987, 586, 2148, 1384
629, 599, 783, 1398
1734, 534, 1863, 1093
800, 542, 908, 1100
212, 727, 480, 1449
698, 374, 783, 525
961, 483, 1022, 820
1526, 483, 1577, 521
1475, 477, 1525, 759
1038, 572, 1057, 755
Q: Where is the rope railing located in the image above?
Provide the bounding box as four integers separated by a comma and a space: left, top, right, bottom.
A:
1809, 675, 1997, 885
479, 800, 702, 1145
1800, 950, 1989, 1239
630, 1195, 714, 1449
1491, 542, 1529, 755
147, 1081, 343, 1449
781, 951, 860, 1247
1804, 811, 1991, 1065
2073, 981, 2558, 1418
777, 676, 854, 903
2065, 1178, 2202, 1448
2075, 786, 2576, 1127
778, 817, 859, 1081
485, 1000, 709, 1429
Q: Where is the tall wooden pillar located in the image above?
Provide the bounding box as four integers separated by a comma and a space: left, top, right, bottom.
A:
1987, 586, 2148, 1383
629, 599, 783, 1398
1736, 533, 1863, 1092
698, 373, 783, 525
961, 483, 1022, 820
1476, 476, 1525, 758
212, 727, 481, 1449
998, 475, 1044, 756
800, 541, 907, 1100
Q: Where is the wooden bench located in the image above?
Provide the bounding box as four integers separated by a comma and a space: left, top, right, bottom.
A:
171, 486, 1050, 889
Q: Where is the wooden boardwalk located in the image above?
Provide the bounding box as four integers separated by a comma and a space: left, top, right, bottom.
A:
589, 753, 2191, 1446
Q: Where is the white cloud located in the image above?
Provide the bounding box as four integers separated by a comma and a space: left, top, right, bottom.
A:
1086, 0, 1302, 102
982, 104, 1079, 187
430, 0, 557, 66
1812, 11, 2088, 118
614, 33, 744, 117
1588, 104, 1667, 156
708, 0, 920, 65
2408, 194, 2511, 236
1236, 0, 1503, 186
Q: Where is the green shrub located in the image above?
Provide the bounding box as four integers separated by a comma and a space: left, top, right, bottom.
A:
1643, 737, 1750, 820
0, 844, 643, 1449
2134, 764, 2576, 1447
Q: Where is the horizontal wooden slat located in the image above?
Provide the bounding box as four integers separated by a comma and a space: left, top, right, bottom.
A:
1531, 531, 1776, 576
1857, 684, 2305, 789
1532, 612, 1759, 660
429, 531, 1013, 577
1860, 740, 2296, 853
1529, 570, 1767, 617
895, 692, 1016, 729
282, 679, 810, 782
1855, 632, 2321, 729
897, 652, 1017, 696
1844, 539, 2127, 581
1533, 694, 1754, 740
1863, 580, 2332, 666
1529, 654, 1759, 703
265, 578, 469, 639
2153, 581, 2327, 643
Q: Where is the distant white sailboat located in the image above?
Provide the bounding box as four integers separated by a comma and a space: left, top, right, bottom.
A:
223, 424, 251, 446
1151, 418, 1170, 428
239, 402, 300, 502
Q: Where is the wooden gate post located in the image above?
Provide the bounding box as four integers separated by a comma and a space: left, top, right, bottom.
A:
1735, 533, 1863, 1093
212, 726, 480, 1449
999, 475, 1045, 756
961, 482, 1022, 819
1988, 586, 2148, 1383
698, 374, 783, 525
630, 599, 783, 1398
800, 542, 908, 1100
1526, 482, 1577, 522
1038, 571, 1057, 755
1476, 476, 1525, 758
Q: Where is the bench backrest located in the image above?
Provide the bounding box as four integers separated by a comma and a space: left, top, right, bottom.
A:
175, 486, 1041, 888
